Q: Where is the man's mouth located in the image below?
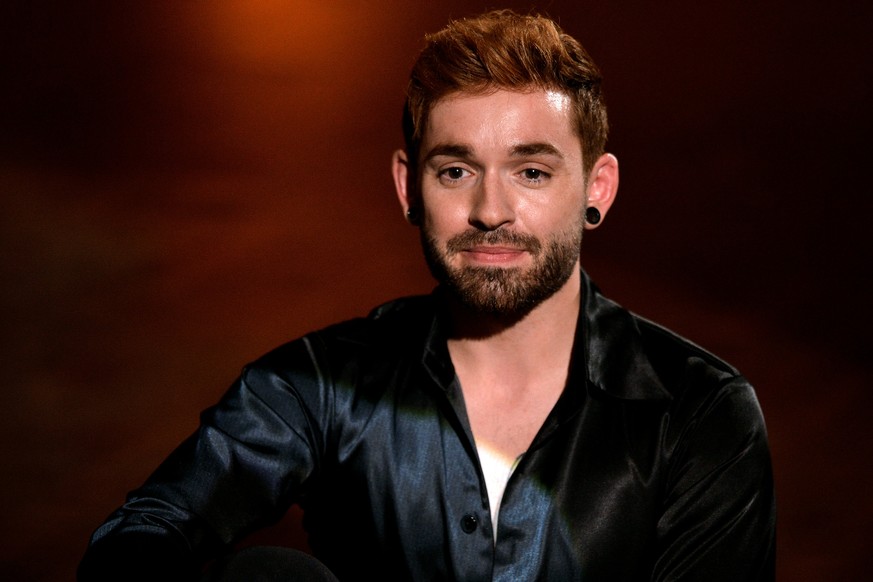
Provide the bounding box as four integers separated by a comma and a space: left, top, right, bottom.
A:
446, 230, 541, 258
460, 245, 528, 265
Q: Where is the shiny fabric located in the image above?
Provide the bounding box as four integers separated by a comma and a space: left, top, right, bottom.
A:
80, 271, 775, 581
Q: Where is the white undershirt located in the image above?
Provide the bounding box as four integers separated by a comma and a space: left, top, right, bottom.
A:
477, 445, 523, 541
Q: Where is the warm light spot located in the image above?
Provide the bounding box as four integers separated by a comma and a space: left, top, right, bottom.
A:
203, 1, 362, 70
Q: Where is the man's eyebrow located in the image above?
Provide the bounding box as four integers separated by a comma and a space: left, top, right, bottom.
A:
421, 143, 472, 163
420, 142, 563, 164
510, 142, 563, 158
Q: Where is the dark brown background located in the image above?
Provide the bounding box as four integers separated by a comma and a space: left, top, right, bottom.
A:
2, 1, 871, 580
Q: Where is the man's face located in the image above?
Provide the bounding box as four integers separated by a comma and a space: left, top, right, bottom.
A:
416, 89, 589, 317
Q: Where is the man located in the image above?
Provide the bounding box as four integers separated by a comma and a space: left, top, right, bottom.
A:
79, 10, 775, 581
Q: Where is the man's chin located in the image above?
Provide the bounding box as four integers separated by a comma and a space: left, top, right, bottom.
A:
423, 233, 581, 319
445, 267, 555, 319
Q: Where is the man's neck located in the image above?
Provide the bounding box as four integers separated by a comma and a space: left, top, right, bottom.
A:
444, 267, 583, 462
445, 267, 582, 389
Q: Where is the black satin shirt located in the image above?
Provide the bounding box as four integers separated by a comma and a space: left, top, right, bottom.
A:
80, 272, 775, 581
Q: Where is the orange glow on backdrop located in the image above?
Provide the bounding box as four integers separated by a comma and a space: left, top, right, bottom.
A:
204, 2, 360, 69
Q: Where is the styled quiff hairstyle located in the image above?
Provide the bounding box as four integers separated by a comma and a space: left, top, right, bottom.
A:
403, 10, 608, 175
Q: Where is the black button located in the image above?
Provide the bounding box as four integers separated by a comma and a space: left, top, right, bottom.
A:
460, 514, 478, 533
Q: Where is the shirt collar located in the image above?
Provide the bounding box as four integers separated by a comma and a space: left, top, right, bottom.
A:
580, 270, 672, 401
419, 270, 672, 402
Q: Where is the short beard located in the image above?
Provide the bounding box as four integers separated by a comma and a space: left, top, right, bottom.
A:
421, 224, 582, 318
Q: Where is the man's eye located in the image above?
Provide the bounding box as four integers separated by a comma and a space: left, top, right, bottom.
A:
440, 167, 468, 181
521, 168, 548, 183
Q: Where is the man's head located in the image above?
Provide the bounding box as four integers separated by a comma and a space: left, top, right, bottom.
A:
402, 10, 608, 177
392, 11, 619, 319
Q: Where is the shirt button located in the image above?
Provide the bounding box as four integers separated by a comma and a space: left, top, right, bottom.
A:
460, 514, 478, 533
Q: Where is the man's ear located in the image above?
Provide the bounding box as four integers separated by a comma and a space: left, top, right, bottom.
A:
584, 153, 619, 230
392, 149, 419, 224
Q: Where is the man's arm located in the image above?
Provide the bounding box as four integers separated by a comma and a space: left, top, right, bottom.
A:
78, 339, 328, 581
652, 375, 776, 581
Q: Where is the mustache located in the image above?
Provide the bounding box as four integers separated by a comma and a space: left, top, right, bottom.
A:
445, 229, 542, 255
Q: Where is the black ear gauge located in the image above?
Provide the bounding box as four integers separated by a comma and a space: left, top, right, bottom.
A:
585, 207, 601, 225
406, 208, 421, 225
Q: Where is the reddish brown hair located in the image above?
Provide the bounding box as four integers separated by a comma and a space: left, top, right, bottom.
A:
403, 10, 608, 175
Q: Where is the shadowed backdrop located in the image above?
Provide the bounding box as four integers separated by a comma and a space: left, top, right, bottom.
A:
2, 1, 871, 580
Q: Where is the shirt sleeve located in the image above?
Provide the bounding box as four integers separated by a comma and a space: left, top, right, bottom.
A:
651, 374, 776, 581
78, 337, 330, 581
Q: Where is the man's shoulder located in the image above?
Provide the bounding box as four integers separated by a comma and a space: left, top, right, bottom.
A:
324, 293, 437, 345
366, 294, 438, 326
585, 279, 748, 403
631, 312, 740, 378
592, 300, 769, 453
253, 294, 436, 370
627, 309, 757, 410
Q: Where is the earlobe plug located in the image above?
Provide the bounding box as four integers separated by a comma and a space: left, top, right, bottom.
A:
585, 207, 601, 225
406, 208, 421, 225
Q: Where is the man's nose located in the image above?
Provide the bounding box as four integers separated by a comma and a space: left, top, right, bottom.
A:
468, 172, 515, 230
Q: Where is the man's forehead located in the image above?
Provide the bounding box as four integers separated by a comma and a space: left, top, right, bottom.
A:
419, 88, 580, 160
430, 87, 571, 116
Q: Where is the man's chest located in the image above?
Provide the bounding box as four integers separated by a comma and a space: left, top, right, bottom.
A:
306, 393, 665, 580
